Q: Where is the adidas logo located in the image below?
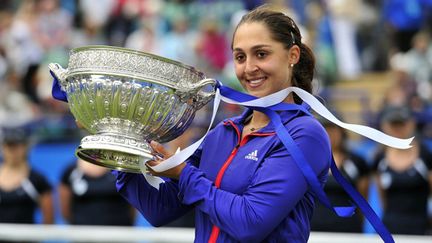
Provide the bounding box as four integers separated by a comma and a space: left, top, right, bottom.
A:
245, 150, 259, 161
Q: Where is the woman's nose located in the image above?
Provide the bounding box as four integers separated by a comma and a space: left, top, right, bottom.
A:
244, 59, 259, 74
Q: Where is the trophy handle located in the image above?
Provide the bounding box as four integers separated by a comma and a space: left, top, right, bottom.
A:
196, 78, 216, 106
195, 78, 216, 94
176, 78, 216, 110
48, 63, 68, 87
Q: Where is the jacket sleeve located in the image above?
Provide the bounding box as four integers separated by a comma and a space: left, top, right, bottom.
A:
113, 148, 202, 227
178, 127, 330, 242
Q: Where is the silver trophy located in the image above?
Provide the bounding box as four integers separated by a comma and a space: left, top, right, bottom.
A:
49, 45, 215, 173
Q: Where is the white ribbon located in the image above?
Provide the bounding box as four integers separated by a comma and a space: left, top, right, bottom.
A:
227, 86, 414, 149
140, 86, 414, 189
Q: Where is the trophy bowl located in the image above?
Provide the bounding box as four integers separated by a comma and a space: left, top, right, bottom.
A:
49, 45, 215, 173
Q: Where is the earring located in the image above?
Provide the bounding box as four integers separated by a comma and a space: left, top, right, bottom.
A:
290, 63, 294, 68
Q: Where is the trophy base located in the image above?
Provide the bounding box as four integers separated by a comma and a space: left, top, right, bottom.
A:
76, 134, 154, 173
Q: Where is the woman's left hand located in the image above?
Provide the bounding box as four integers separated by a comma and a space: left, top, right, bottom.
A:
145, 141, 186, 180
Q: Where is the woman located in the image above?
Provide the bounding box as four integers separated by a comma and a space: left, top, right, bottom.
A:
0, 127, 53, 224
311, 117, 371, 233
114, 5, 331, 242
372, 104, 432, 235
59, 158, 135, 226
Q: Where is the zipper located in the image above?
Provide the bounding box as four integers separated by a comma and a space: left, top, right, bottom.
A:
208, 120, 274, 243
214, 144, 240, 187
208, 143, 239, 243
208, 122, 241, 243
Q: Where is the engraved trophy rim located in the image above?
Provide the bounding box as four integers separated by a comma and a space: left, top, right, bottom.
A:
70, 45, 204, 76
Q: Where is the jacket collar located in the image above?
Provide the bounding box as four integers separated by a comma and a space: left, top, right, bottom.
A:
224, 102, 312, 133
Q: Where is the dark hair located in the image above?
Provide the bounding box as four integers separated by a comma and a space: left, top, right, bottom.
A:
233, 5, 315, 104
2, 127, 28, 144
380, 104, 413, 124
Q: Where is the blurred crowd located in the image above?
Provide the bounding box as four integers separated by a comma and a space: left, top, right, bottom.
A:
0, 0, 432, 237
0, 0, 432, 139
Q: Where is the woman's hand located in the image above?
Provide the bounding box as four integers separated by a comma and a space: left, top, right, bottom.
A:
145, 141, 186, 180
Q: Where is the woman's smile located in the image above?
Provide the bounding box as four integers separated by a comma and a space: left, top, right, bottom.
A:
246, 76, 267, 88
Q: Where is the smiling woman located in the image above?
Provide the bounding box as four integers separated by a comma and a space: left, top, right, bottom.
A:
112, 4, 334, 243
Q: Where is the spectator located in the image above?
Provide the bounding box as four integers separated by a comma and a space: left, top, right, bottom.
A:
311, 115, 371, 233
404, 31, 432, 100
0, 126, 54, 224
4, 0, 44, 76
383, 0, 429, 53
58, 158, 135, 226
372, 104, 432, 235
125, 16, 161, 54
0, 69, 40, 129
103, 0, 140, 47
306, 1, 338, 85
158, 14, 198, 66
325, 0, 363, 80
34, 0, 72, 52
195, 17, 229, 76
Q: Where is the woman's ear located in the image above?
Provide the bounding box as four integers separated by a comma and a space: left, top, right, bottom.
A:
288, 45, 300, 65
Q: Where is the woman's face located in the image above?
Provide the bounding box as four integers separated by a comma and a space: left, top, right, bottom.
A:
382, 120, 415, 139
2, 143, 27, 165
232, 22, 298, 98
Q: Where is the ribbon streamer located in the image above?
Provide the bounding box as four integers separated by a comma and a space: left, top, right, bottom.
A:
147, 84, 413, 177
219, 86, 413, 149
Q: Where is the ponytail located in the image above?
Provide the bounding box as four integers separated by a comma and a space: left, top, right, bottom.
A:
292, 43, 315, 104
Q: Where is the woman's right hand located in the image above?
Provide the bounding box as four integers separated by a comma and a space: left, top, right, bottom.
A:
149, 140, 173, 160
146, 141, 186, 180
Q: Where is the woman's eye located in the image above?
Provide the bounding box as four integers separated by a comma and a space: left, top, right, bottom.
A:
235, 54, 245, 62
257, 51, 267, 58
